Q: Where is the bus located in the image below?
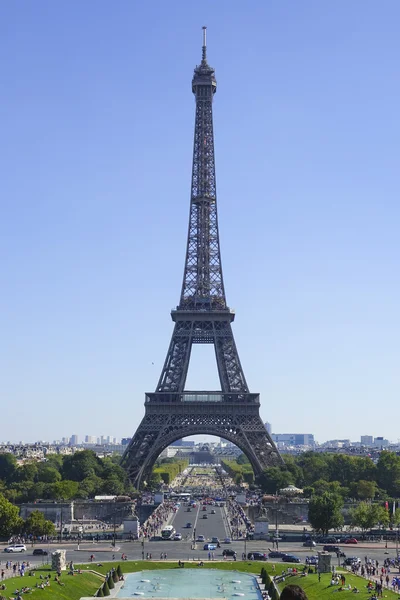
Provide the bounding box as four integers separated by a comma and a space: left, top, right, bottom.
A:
161, 526, 176, 540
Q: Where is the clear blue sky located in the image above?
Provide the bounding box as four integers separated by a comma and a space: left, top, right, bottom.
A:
1, 1, 399, 445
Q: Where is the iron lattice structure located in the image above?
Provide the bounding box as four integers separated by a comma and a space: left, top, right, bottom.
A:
121, 28, 283, 488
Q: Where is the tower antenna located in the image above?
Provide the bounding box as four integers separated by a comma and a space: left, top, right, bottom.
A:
202, 26, 207, 62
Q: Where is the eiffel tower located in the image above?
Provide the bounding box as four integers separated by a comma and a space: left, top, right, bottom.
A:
121, 28, 283, 488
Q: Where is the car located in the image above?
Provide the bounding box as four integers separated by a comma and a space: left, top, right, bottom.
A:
345, 538, 358, 544
186, 522, 192, 528
222, 548, 236, 557
202, 514, 208, 519
305, 556, 318, 565
187, 507, 192, 512
197, 535, 205, 542
247, 551, 267, 561
211, 509, 216, 514
173, 533, 182, 541
303, 540, 316, 547
204, 543, 217, 551
4, 545, 26, 553
268, 551, 286, 559
211, 537, 219, 544
319, 536, 338, 544
343, 557, 361, 566
224, 537, 231, 544
282, 554, 301, 563
202, 506, 207, 511
32, 548, 48, 556
323, 545, 345, 556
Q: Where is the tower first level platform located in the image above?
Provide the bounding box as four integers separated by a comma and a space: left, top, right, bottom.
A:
121, 392, 282, 489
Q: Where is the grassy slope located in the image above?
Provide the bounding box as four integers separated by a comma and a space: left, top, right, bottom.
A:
2, 568, 100, 600
3, 560, 398, 600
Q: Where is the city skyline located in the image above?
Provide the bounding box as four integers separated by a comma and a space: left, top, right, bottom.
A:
2, 2, 400, 442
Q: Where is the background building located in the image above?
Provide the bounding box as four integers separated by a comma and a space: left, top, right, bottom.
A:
272, 433, 315, 447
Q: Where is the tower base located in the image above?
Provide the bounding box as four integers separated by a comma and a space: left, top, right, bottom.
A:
121, 391, 283, 489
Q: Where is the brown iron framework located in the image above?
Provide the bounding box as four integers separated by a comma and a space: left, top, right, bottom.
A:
121, 28, 283, 488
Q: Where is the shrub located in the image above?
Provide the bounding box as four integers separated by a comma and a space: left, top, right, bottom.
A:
103, 581, 110, 596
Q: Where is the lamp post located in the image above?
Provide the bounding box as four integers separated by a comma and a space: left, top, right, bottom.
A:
141, 533, 145, 560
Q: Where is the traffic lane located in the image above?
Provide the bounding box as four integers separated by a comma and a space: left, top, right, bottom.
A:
170, 503, 200, 539
170, 504, 227, 542
193, 506, 228, 542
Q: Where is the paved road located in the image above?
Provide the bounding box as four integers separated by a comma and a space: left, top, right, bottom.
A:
1, 540, 399, 572
169, 502, 230, 544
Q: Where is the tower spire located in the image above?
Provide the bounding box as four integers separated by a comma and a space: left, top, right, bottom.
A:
202, 25, 207, 63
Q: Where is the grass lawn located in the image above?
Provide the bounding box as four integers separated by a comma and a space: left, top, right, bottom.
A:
1, 567, 100, 600
263, 564, 399, 600
3, 560, 398, 600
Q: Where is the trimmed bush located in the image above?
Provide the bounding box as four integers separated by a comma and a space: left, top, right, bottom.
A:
112, 570, 119, 583
97, 587, 104, 597
117, 564, 123, 578
103, 581, 110, 596
107, 574, 115, 589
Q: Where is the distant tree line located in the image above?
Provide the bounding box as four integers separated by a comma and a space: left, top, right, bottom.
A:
231, 451, 400, 533
233, 451, 400, 501
0, 450, 135, 503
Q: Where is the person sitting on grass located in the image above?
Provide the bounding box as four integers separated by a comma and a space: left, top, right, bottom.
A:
279, 585, 309, 600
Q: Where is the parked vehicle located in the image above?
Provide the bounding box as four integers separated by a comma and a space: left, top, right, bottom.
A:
222, 548, 236, 557
303, 540, 316, 547
323, 545, 346, 557
197, 535, 205, 542
282, 554, 301, 563
345, 538, 358, 544
204, 543, 216, 551
305, 556, 318, 565
32, 548, 48, 555
268, 551, 286, 559
343, 557, 361, 566
247, 551, 267, 561
173, 533, 182, 541
4, 545, 26, 553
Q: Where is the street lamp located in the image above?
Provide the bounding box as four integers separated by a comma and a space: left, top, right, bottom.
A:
141, 533, 145, 560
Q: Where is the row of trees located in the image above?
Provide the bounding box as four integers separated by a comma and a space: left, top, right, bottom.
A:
0, 451, 135, 502
306, 492, 400, 534
0, 494, 55, 538
234, 451, 400, 500
221, 459, 254, 485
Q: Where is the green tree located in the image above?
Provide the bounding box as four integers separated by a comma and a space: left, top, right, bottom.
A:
350, 502, 389, 530
356, 480, 378, 500
377, 452, 400, 497
296, 453, 330, 486
392, 507, 400, 527
16, 463, 38, 482
350, 502, 376, 531
283, 455, 304, 487
52, 480, 79, 500
237, 454, 250, 465
62, 450, 103, 482
103, 581, 110, 596
0, 493, 24, 537
0, 454, 17, 483
308, 492, 344, 534
257, 467, 294, 494
24, 510, 56, 536
37, 466, 62, 484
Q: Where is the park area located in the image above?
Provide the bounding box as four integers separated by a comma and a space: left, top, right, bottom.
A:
0, 560, 399, 600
